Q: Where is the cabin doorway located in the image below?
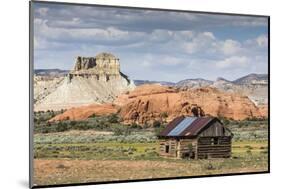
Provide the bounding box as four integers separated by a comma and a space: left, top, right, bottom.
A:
165, 145, 170, 153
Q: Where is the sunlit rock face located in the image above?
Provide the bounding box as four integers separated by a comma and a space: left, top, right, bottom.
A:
34, 52, 135, 111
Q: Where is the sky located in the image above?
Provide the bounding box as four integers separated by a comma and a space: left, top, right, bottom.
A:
33, 2, 268, 82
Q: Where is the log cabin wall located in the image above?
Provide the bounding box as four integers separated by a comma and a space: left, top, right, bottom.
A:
178, 139, 197, 159
158, 138, 178, 158
197, 136, 231, 159
199, 121, 225, 137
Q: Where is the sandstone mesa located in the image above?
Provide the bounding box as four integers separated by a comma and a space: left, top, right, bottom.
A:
34, 52, 135, 111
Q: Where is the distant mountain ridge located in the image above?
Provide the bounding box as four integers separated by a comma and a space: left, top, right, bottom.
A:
134, 80, 175, 86
134, 73, 268, 105
134, 73, 268, 88
175, 78, 213, 88
35, 69, 69, 76
233, 73, 268, 85
36, 70, 267, 87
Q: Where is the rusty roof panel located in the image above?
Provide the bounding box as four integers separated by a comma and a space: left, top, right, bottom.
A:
180, 117, 213, 136
158, 116, 216, 137
158, 116, 185, 136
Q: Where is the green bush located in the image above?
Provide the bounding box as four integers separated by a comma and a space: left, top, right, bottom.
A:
56, 122, 68, 132
131, 123, 142, 129
152, 120, 161, 128
108, 114, 119, 123
113, 127, 123, 136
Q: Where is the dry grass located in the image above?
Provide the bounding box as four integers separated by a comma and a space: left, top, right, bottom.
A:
33, 154, 268, 186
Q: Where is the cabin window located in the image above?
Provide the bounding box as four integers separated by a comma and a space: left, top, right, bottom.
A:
165, 145, 170, 153
211, 137, 219, 145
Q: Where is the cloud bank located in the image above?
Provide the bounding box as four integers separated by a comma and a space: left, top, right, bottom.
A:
33, 2, 268, 82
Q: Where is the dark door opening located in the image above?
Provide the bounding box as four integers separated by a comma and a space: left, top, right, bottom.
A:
165, 145, 170, 153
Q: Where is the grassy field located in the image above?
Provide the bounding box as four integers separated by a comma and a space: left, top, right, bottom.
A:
33, 114, 269, 186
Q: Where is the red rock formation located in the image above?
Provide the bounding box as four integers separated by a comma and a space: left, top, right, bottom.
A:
49, 104, 118, 122
49, 84, 267, 125
116, 84, 267, 125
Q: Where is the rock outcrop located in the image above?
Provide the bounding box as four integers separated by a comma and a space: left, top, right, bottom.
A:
116, 84, 267, 125
71, 53, 120, 77
48, 84, 267, 124
49, 104, 118, 122
34, 52, 135, 111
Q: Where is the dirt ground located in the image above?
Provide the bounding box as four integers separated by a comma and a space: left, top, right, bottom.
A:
33, 159, 267, 186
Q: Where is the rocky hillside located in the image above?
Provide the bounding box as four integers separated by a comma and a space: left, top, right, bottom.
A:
34, 52, 135, 111
116, 84, 267, 125
233, 73, 268, 85
175, 78, 213, 88
212, 75, 268, 105
175, 73, 268, 105
34, 76, 65, 104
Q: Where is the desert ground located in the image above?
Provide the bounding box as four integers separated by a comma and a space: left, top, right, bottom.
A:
33, 112, 268, 186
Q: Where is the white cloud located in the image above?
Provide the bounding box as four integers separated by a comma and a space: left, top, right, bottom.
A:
33, 3, 268, 81
183, 32, 216, 54
256, 35, 268, 47
160, 56, 185, 66
245, 34, 268, 48
216, 56, 250, 69
34, 18, 147, 47
219, 39, 242, 55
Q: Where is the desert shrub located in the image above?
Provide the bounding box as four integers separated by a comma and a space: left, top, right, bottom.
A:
113, 127, 123, 136
89, 113, 96, 118
154, 125, 166, 136
98, 120, 110, 129
238, 123, 244, 128
219, 117, 231, 125
50, 111, 55, 117
56, 122, 68, 132
160, 112, 168, 118
152, 120, 161, 128
108, 114, 119, 123
223, 119, 230, 125
245, 145, 253, 149
128, 151, 134, 155
70, 121, 77, 127
246, 149, 252, 154
131, 123, 142, 129
41, 127, 50, 133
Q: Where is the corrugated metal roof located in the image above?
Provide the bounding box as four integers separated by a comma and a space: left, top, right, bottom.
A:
158, 116, 216, 137
158, 116, 185, 136
167, 117, 197, 136
180, 117, 213, 136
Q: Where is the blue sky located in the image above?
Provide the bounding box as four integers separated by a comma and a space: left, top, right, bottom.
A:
33, 2, 268, 82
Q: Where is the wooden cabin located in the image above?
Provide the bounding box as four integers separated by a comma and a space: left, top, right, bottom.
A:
157, 116, 233, 159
